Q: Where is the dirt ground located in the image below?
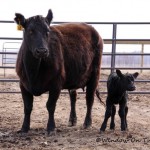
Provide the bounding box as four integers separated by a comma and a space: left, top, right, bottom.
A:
0, 70, 150, 150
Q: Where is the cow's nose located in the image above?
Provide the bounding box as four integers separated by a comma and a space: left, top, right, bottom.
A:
35, 48, 48, 58
36, 48, 47, 54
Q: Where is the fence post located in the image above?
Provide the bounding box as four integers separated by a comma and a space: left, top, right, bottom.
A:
141, 44, 144, 73
111, 24, 117, 73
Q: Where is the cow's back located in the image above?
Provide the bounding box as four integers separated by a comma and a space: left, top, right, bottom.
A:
51, 23, 103, 89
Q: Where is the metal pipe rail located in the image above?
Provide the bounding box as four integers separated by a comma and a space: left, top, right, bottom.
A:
1, 51, 150, 55
1, 38, 150, 43
0, 52, 18, 55
1, 20, 150, 24
0, 66, 150, 70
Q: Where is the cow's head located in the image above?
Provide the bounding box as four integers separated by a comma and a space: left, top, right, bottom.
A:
116, 69, 139, 91
14, 9, 53, 59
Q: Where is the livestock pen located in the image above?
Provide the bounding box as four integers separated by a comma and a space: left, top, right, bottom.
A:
0, 21, 150, 150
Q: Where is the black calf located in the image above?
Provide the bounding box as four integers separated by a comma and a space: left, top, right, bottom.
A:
100, 69, 139, 132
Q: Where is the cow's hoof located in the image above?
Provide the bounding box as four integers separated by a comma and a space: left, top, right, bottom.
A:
110, 127, 115, 132
47, 130, 56, 136
99, 130, 105, 134
110, 124, 115, 130
83, 117, 92, 129
83, 121, 92, 129
68, 119, 77, 127
17, 129, 29, 135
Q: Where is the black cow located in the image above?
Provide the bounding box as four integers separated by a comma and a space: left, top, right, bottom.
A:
100, 69, 139, 132
14, 9, 104, 134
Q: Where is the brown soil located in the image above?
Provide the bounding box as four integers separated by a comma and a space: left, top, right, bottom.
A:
0, 70, 150, 150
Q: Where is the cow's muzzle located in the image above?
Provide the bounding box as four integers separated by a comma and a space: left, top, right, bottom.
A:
34, 48, 49, 58
127, 85, 136, 91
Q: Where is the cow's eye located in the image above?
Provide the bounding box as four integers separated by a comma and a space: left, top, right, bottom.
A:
127, 77, 133, 83
127, 78, 131, 83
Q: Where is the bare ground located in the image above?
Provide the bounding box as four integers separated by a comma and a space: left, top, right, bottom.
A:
0, 70, 150, 150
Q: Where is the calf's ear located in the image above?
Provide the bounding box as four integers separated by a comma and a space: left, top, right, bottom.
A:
46, 9, 53, 25
133, 72, 139, 79
116, 69, 123, 78
14, 13, 26, 28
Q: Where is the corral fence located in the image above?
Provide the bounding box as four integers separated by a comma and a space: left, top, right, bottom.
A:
0, 21, 150, 94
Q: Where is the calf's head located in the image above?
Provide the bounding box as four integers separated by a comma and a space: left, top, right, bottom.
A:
14, 9, 53, 59
116, 69, 139, 91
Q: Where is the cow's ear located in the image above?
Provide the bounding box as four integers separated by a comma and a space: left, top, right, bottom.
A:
116, 69, 123, 78
133, 72, 139, 79
46, 9, 53, 25
14, 13, 26, 28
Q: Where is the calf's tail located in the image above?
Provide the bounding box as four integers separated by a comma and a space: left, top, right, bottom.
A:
95, 89, 105, 107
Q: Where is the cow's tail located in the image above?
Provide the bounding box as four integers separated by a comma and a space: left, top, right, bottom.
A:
95, 89, 105, 107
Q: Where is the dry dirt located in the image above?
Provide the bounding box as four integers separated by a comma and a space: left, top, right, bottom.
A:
0, 70, 150, 150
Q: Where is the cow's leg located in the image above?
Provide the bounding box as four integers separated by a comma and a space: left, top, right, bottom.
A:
83, 85, 94, 128
83, 71, 99, 129
83, 65, 101, 128
46, 88, 61, 134
68, 90, 77, 126
110, 104, 116, 130
18, 84, 33, 133
100, 100, 112, 132
118, 104, 126, 131
125, 106, 128, 129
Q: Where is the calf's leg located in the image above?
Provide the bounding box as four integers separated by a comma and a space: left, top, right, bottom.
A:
68, 90, 77, 126
18, 84, 33, 133
110, 105, 116, 130
118, 104, 127, 131
100, 100, 112, 132
125, 106, 128, 129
